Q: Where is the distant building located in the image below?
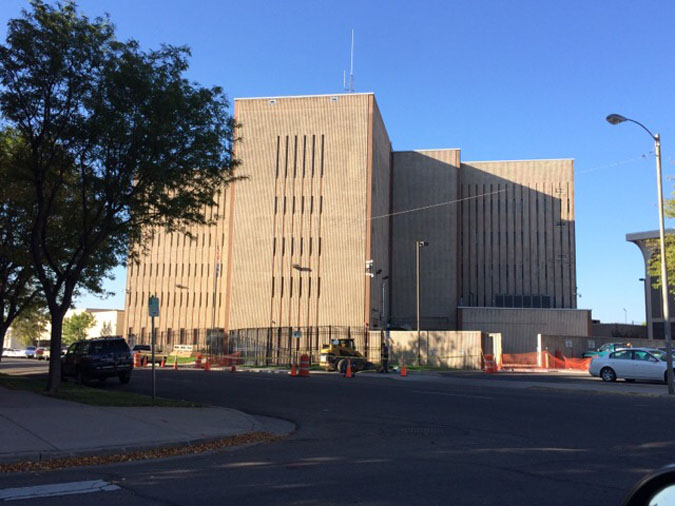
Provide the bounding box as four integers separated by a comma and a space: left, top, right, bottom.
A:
123, 92, 588, 345
8, 308, 125, 345
627, 230, 675, 340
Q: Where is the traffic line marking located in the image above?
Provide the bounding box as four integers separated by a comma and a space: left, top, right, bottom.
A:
0, 479, 120, 501
410, 389, 494, 400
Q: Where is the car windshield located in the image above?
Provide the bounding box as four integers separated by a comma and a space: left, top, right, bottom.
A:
649, 350, 667, 361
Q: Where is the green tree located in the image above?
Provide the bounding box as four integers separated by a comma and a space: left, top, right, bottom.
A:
10, 305, 49, 347
646, 231, 675, 295
62, 311, 96, 345
0, 2, 238, 391
0, 129, 43, 360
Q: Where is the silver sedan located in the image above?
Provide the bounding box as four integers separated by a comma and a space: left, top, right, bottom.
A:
589, 348, 674, 383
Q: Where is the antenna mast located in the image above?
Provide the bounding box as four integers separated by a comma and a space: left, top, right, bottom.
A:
343, 29, 355, 92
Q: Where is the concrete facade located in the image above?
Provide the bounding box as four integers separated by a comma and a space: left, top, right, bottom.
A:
458, 307, 591, 353
626, 229, 675, 340
123, 92, 584, 342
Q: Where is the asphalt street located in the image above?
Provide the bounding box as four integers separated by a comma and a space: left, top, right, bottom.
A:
1, 361, 674, 506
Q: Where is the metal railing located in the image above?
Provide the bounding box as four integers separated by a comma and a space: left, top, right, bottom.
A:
128, 326, 382, 366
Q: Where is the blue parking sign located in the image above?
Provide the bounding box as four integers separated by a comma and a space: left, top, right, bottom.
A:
148, 296, 159, 317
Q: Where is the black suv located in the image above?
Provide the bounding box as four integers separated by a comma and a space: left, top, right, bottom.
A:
62, 337, 133, 384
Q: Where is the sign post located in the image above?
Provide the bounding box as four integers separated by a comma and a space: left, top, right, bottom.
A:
148, 295, 160, 400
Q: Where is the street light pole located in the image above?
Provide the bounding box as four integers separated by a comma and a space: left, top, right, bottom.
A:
381, 275, 389, 328
607, 114, 673, 394
416, 240, 428, 366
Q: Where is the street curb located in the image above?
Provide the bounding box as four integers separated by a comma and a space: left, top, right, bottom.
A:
0, 414, 296, 471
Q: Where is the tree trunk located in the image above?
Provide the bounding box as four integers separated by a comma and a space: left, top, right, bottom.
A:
46, 312, 66, 393
0, 323, 7, 364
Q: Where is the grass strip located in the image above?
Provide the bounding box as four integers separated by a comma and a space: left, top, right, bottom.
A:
0, 432, 282, 473
0, 373, 202, 407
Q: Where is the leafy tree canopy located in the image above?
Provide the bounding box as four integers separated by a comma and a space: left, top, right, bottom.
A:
62, 311, 96, 345
0, 1, 239, 391
10, 304, 49, 347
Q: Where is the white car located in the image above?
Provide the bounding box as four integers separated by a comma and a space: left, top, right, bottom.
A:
589, 347, 675, 383
2, 348, 25, 358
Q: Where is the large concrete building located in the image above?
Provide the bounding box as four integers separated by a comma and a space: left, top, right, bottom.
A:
123, 92, 582, 343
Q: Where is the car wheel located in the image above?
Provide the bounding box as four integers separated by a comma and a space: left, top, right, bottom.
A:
600, 367, 617, 382
119, 372, 131, 384
337, 359, 346, 373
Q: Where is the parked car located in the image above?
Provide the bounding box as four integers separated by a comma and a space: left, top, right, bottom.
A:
2, 348, 25, 357
582, 342, 631, 359
35, 347, 50, 360
61, 337, 133, 384
24, 346, 36, 359
589, 347, 674, 383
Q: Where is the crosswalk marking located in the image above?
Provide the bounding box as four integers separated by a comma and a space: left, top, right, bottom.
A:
0, 480, 120, 502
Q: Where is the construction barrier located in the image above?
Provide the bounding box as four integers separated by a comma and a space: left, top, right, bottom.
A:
133, 353, 141, 368
290, 363, 297, 377
501, 351, 591, 371
484, 354, 498, 373
194, 353, 203, 369
299, 354, 310, 377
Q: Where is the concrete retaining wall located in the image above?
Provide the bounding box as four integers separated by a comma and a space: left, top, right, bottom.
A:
387, 330, 484, 369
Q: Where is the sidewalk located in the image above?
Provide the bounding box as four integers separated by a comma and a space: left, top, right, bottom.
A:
0, 387, 294, 464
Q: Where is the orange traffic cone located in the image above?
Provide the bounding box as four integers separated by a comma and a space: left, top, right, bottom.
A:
173, 355, 178, 370
290, 363, 297, 376
160, 357, 166, 368
204, 360, 211, 372
346, 360, 353, 378
401, 362, 407, 377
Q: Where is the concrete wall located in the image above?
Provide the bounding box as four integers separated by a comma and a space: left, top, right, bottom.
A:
123, 186, 231, 338
390, 150, 461, 330
368, 99, 392, 329
387, 330, 484, 369
590, 323, 648, 339
88, 310, 125, 337
459, 159, 576, 310
229, 93, 376, 330
459, 307, 591, 353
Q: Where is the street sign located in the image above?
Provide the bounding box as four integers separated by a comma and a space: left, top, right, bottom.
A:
148, 296, 159, 317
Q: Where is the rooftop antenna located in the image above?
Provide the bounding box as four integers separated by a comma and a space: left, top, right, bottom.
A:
343, 29, 354, 92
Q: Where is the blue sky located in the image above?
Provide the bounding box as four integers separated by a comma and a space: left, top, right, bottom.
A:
1, 0, 674, 324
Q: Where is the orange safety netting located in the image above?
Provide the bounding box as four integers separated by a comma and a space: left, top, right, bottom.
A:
499, 351, 591, 371
211, 351, 243, 367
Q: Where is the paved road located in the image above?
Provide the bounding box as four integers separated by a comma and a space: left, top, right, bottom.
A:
1, 363, 674, 505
